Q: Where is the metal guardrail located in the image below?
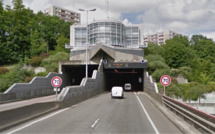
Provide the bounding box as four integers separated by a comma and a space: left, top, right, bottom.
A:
162, 95, 215, 133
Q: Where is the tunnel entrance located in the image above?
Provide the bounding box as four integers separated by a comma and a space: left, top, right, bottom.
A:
62, 64, 99, 86
103, 62, 147, 92
104, 68, 144, 91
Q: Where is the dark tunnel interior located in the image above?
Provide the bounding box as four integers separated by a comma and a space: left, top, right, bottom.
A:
104, 68, 144, 91
62, 65, 99, 86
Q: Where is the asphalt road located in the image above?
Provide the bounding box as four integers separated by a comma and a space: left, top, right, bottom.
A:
2, 92, 182, 134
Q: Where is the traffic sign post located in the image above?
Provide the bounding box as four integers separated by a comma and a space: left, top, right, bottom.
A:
51, 76, 62, 101
160, 75, 171, 95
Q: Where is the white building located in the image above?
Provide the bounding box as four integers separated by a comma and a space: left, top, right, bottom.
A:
70, 19, 143, 48
44, 6, 80, 24
144, 30, 179, 45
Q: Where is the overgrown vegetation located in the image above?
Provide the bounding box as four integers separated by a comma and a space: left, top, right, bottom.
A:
145, 35, 215, 103
0, 0, 71, 93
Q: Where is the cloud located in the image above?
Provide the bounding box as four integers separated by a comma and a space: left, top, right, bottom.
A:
122, 18, 132, 25
201, 32, 215, 41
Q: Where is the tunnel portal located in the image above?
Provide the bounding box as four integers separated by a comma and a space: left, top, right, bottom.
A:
61, 62, 147, 92
103, 62, 147, 91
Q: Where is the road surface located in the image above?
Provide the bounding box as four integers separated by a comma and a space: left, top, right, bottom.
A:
3, 92, 182, 134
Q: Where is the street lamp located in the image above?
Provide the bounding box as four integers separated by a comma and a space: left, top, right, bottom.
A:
78, 8, 96, 79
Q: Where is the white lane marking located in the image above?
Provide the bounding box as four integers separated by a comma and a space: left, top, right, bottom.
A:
134, 92, 160, 134
6, 107, 70, 134
91, 119, 100, 128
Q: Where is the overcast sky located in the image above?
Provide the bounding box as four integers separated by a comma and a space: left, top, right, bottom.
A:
2, 0, 215, 40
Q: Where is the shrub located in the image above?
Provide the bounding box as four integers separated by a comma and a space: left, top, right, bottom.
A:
0, 78, 11, 93
41, 52, 69, 72
178, 66, 192, 79
24, 76, 34, 83
40, 52, 49, 59
0, 64, 34, 92
145, 54, 165, 63
152, 69, 171, 82
0, 67, 9, 75
30, 56, 43, 67
171, 77, 178, 84
170, 68, 180, 76
34, 72, 49, 77
206, 81, 215, 92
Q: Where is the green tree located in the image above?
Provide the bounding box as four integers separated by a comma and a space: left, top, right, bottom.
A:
55, 35, 70, 53
190, 58, 213, 82
144, 42, 164, 56
38, 15, 65, 50
197, 73, 211, 85
186, 84, 206, 104
170, 35, 190, 47
166, 83, 183, 98
206, 81, 215, 92
145, 54, 169, 75
190, 35, 215, 63
162, 39, 195, 68
30, 30, 47, 57
145, 54, 165, 63
59, 21, 72, 38
0, 1, 3, 13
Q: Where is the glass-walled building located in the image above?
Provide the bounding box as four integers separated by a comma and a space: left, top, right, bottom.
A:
70, 19, 141, 48
125, 26, 141, 48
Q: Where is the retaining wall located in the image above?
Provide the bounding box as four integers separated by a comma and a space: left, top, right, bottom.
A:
144, 71, 163, 105
0, 73, 68, 102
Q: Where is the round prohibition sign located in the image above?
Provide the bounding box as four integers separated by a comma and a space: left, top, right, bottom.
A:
51, 76, 62, 87
160, 75, 171, 86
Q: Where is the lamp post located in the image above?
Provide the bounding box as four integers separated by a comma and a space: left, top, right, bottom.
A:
79, 8, 96, 79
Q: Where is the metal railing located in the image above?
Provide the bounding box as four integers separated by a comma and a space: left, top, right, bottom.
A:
162, 95, 215, 133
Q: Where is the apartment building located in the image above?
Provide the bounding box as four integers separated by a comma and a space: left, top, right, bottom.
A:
44, 6, 80, 24
144, 30, 178, 45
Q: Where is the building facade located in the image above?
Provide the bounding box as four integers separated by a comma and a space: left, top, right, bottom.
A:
143, 30, 178, 45
44, 6, 80, 24
70, 19, 142, 48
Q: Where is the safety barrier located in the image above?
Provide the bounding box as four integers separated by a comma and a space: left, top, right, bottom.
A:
0, 102, 59, 131
162, 95, 215, 133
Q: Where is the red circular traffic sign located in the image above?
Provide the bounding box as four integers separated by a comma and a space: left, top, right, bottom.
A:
160, 75, 171, 86
51, 76, 62, 87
